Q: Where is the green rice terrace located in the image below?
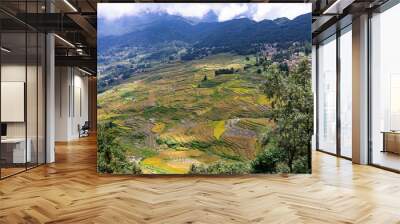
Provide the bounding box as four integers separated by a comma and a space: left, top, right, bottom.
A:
98, 54, 274, 174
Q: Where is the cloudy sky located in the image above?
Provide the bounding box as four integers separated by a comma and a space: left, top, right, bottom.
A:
98, 3, 311, 22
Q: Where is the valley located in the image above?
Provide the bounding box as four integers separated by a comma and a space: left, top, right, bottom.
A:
98, 54, 272, 174
97, 11, 312, 174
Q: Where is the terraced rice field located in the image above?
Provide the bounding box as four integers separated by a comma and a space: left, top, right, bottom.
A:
98, 54, 272, 174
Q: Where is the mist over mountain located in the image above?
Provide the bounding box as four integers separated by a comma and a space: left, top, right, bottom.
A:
98, 12, 195, 37
98, 12, 311, 55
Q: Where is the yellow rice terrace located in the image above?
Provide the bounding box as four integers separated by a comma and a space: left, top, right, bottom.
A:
98, 54, 274, 174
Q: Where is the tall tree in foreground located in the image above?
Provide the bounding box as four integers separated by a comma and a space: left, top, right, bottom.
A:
98, 122, 142, 174
253, 59, 313, 173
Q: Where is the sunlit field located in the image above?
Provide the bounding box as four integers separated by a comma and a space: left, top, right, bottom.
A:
98, 54, 272, 174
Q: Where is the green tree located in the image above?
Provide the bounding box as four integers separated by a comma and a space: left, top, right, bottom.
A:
97, 122, 142, 174
279, 62, 289, 73
254, 59, 312, 173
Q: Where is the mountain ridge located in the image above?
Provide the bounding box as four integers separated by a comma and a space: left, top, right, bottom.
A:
98, 12, 311, 55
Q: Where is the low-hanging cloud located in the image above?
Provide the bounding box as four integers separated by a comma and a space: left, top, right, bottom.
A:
98, 3, 311, 22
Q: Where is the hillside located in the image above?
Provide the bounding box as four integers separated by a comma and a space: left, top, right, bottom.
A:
97, 12, 312, 174
98, 13, 311, 93
98, 13, 311, 53
99, 54, 281, 173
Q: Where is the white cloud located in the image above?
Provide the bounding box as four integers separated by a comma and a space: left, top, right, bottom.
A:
98, 4, 145, 21
164, 4, 214, 18
98, 3, 311, 22
98, 3, 214, 21
252, 4, 311, 22
217, 4, 249, 22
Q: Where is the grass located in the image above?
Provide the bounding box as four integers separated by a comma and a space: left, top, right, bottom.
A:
141, 157, 188, 174
257, 95, 270, 105
151, 122, 165, 133
143, 106, 178, 119
120, 90, 136, 99
213, 121, 225, 140
197, 79, 222, 88
127, 147, 157, 159
230, 87, 253, 95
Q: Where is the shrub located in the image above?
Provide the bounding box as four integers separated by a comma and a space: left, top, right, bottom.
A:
187, 140, 211, 149
189, 161, 251, 175
156, 138, 180, 148
132, 132, 146, 140
251, 147, 283, 173
131, 162, 143, 174
292, 156, 310, 173
214, 68, 236, 76
244, 64, 251, 70
276, 162, 290, 173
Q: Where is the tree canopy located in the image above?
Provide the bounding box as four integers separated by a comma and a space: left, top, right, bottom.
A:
252, 59, 312, 173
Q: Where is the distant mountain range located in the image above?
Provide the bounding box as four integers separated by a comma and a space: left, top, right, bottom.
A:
98, 12, 219, 38
98, 12, 311, 55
